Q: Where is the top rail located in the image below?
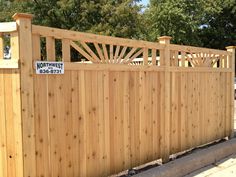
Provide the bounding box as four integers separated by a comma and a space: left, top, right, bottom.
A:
32, 25, 164, 50
0, 22, 19, 68
0, 22, 17, 33
170, 44, 231, 56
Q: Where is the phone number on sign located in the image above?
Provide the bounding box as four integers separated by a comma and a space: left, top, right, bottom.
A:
38, 69, 63, 74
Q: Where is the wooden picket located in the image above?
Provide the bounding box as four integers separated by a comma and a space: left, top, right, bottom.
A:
0, 13, 235, 177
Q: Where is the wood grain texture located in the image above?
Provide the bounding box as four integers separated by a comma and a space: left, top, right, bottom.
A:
0, 34, 3, 59
0, 18, 234, 177
32, 66, 234, 177
1, 65, 233, 177
14, 15, 36, 177
0, 69, 23, 177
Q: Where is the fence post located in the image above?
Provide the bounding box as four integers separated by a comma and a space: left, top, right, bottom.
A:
226, 46, 235, 138
159, 36, 171, 162
12, 13, 36, 177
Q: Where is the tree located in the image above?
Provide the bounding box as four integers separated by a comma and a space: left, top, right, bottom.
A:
145, 0, 236, 48
145, 0, 205, 45
0, 0, 27, 22
199, 0, 236, 49
0, 0, 144, 39
23, 0, 143, 39
1, 0, 235, 49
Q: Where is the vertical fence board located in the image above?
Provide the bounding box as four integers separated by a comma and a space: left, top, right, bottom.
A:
176, 73, 181, 152
193, 73, 198, 146
180, 72, 187, 150
215, 73, 220, 140
0, 34, 3, 59
226, 73, 231, 136
0, 69, 22, 177
0, 70, 7, 177
46, 36, 55, 61
152, 72, 160, 158
139, 71, 147, 162
159, 71, 165, 159
203, 73, 208, 144
62, 39, 71, 62
11, 70, 23, 177
103, 71, 110, 175
198, 73, 204, 145
109, 71, 115, 174
218, 73, 224, 138
97, 71, 105, 175
5, 70, 16, 177
123, 71, 131, 169
129, 71, 140, 167
48, 75, 59, 177
34, 74, 50, 177
115, 71, 124, 172
78, 70, 87, 177
186, 73, 192, 149
64, 72, 73, 176
33, 34, 51, 177
170, 72, 178, 154
10, 32, 19, 60
71, 71, 80, 176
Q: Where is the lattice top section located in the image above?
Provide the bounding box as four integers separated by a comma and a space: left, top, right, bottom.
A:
169, 44, 232, 68
29, 24, 233, 68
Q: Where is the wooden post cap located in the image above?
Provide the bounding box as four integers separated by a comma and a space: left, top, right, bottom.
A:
158, 36, 172, 40
226, 46, 236, 50
159, 36, 172, 44
12, 13, 34, 20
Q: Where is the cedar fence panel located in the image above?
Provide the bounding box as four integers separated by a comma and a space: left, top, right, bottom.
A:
0, 13, 235, 177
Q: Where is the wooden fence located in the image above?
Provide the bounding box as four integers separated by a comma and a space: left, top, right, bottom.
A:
0, 13, 235, 177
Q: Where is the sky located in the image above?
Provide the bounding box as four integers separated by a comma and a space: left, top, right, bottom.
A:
140, 0, 149, 6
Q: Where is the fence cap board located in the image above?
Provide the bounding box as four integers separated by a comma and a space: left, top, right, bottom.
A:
0, 59, 19, 68
170, 44, 231, 56
0, 22, 17, 33
32, 25, 165, 50
12, 13, 34, 20
226, 46, 236, 49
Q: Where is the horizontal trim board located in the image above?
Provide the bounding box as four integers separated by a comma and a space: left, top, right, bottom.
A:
65, 63, 232, 72
170, 44, 230, 56
32, 25, 164, 50
0, 59, 19, 68
0, 22, 17, 33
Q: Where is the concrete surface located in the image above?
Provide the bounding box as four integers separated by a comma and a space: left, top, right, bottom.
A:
185, 154, 236, 177
133, 138, 236, 177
